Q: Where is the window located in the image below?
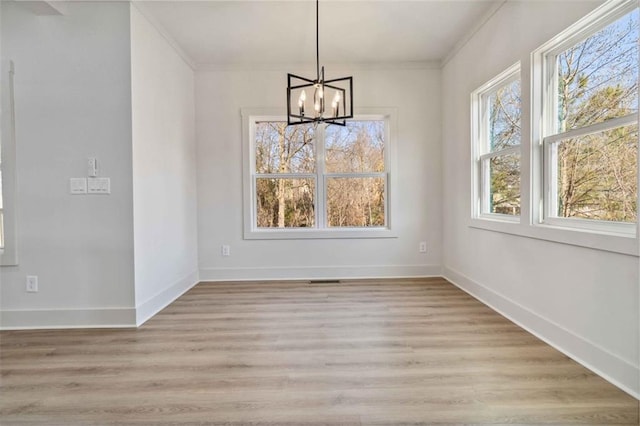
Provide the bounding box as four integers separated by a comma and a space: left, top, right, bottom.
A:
243, 110, 396, 239
469, 0, 638, 255
472, 63, 522, 220
538, 1, 638, 235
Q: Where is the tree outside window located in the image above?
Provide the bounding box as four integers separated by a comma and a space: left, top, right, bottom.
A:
546, 6, 638, 225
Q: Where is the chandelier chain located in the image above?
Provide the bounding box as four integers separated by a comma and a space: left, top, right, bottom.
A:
316, 0, 320, 82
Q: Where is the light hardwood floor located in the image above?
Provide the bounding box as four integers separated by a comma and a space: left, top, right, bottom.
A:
1, 278, 638, 425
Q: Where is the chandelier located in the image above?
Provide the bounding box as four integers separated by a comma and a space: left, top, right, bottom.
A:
286, 0, 353, 126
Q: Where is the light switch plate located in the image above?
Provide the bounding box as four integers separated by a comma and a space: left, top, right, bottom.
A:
87, 157, 98, 177
70, 178, 87, 194
88, 177, 110, 194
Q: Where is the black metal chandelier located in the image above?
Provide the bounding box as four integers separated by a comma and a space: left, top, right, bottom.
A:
286, 0, 353, 126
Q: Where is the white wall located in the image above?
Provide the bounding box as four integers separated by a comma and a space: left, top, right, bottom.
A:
196, 66, 441, 280
130, 5, 198, 325
442, 0, 639, 397
0, 1, 136, 327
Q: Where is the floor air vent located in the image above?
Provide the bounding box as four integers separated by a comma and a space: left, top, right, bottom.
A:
308, 279, 341, 284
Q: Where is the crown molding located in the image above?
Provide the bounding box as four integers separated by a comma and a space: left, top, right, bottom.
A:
196, 60, 441, 72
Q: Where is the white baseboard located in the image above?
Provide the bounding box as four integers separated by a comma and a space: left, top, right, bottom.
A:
199, 264, 442, 282
0, 270, 200, 330
443, 266, 640, 400
135, 269, 199, 326
0, 307, 136, 330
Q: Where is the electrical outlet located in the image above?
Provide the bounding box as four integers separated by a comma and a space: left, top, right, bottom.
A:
26, 276, 38, 293
87, 177, 110, 194
419, 242, 427, 253
221, 245, 231, 256
70, 178, 87, 194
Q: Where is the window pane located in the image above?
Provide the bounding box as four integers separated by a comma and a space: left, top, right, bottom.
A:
489, 153, 521, 215
326, 177, 385, 227
555, 123, 637, 222
557, 9, 639, 131
488, 79, 521, 151
256, 178, 315, 228
255, 122, 315, 173
325, 121, 385, 173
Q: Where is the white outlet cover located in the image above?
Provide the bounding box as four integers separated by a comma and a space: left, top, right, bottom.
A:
70, 178, 87, 194
26, 276, 38, 292
88, 177, 110, 194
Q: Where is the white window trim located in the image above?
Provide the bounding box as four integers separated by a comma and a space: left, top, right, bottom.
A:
1, 60, 18, 266
469, 0, 639, 257
241, 107, 398, 240
471, 62, 522, 223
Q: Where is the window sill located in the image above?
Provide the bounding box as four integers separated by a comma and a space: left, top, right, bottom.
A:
244, 227, 398, 240
469, 217, 638, 257
477, 213, 520, 223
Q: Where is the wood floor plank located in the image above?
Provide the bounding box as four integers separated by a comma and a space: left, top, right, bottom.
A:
1, 278, 637, 425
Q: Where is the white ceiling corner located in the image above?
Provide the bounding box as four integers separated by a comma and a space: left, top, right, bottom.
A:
15, 1, 65, 15
135, 0, 503, 70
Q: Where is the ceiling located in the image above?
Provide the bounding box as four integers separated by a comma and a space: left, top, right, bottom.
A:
136, 0, 502, 68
